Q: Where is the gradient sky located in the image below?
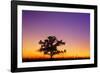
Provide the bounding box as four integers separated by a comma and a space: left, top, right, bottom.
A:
22, 10, 90, 59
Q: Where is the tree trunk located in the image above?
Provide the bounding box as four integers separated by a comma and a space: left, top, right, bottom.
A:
50, 55, 53, 59
50, 52, 53, 59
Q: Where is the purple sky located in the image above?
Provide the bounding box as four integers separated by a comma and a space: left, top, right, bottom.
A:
22, 10, 90, 41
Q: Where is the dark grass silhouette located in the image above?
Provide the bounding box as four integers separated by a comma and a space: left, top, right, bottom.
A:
22, 57, 90, 62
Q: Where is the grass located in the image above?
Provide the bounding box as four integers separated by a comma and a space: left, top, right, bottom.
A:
22, 57, 90, 62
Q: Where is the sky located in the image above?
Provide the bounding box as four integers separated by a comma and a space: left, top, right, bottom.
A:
22, 10, 90, 60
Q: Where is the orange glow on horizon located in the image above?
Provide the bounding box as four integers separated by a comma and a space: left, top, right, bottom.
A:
22, 40, 90, 59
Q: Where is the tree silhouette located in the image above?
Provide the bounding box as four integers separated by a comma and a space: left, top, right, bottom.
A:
38, 36, 66, 59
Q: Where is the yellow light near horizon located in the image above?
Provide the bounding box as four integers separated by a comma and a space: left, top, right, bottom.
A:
22, 35, 90, 59
22, 44, 90, 59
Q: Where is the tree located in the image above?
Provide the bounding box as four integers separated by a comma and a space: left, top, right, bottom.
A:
38, 36, 66, 59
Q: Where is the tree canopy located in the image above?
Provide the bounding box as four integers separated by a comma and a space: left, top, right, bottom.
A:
38, 36, 66, 59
